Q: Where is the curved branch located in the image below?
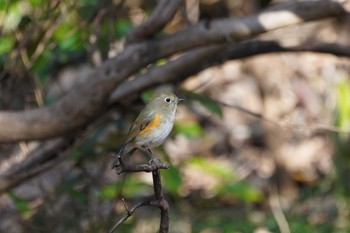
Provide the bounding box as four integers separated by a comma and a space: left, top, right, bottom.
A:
110, 45, 227, 101
0, 0, 348, 143
126, 0, 183, 43
0, 138, 71, 193
110, 38, 350, 104
0, 47, 140, 142
154, 0, 349, 56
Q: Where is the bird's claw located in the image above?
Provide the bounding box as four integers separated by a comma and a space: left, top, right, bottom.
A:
149, 157, 170, 169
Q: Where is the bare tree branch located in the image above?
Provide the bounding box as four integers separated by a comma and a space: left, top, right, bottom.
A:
220, 40, 350, 60
0, 0, 347, 143
0, 138, 71, 193
110, 36, 350, 104
126, 0, 184, 43
109, 199, 152, 233
110, 45, 227, 101
154, 0, 349, 55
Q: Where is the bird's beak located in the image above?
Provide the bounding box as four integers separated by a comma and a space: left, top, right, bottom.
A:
177, 98, 184, 103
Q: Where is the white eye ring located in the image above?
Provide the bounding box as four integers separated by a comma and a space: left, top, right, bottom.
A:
165, 97, 171, 103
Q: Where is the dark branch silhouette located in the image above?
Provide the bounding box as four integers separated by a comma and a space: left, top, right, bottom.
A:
113, 155, 170, 174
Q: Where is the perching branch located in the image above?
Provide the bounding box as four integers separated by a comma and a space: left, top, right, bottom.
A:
0, 0, 348, 143
109, 154, 170, 232
109, 163, 169, 232
113, 156, 170, 174
152, 169, 169, 233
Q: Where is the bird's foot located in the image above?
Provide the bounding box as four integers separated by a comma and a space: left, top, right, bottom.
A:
149, 157, 170, 169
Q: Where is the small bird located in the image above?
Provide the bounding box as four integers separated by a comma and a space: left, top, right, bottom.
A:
112, 91, 181, 170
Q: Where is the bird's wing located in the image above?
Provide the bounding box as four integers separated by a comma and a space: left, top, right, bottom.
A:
125, 110, 156, 145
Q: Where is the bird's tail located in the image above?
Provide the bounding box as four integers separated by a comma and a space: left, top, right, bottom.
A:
111, 146, 136, 170
111, 151, 122, 169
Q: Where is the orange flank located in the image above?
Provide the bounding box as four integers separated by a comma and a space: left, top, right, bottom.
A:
139, 112, 161, 136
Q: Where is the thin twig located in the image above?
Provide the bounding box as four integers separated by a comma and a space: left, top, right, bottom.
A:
269, 185, 291, 233
217, 100, 350, 135
109, 200, 152, 233
30, 1, 79, 67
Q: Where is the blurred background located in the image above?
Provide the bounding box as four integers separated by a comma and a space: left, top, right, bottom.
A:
0, 0, 350, 232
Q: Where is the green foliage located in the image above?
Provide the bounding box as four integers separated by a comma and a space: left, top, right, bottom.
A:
180, 205, 337, 233
77, 0, 99, 20
193, 219, 236, 233
114, 19, 133, 39
182, 90, 223, 117
187, 156, 233, 180
141, 89, 156, 102
54, 23, 86, 52
29, 0, 43, 6
218, 182, 264, 202
79, 0, 99, 5
187, 156, 264, 203
0, 37, 14, 54
334, 78, 350, 196
175, 121, 203, 138
155, 58, 168, 66
0, 0, 136, 108
8, 192, 33, 218
99, 177, 152, 200
198, 97, 223, 117
99, 183, 120, 200
288, 214, 335, 233
336, 78, 350, 136
0, 1, 7, 10
67, 188, 88, 204
190, 208, 256, 233
289, 219, 315, 233
162, 167, 182, 195
32, 50, 54, 78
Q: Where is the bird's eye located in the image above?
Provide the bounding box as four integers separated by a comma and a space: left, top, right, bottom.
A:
165, 97, 171, 103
